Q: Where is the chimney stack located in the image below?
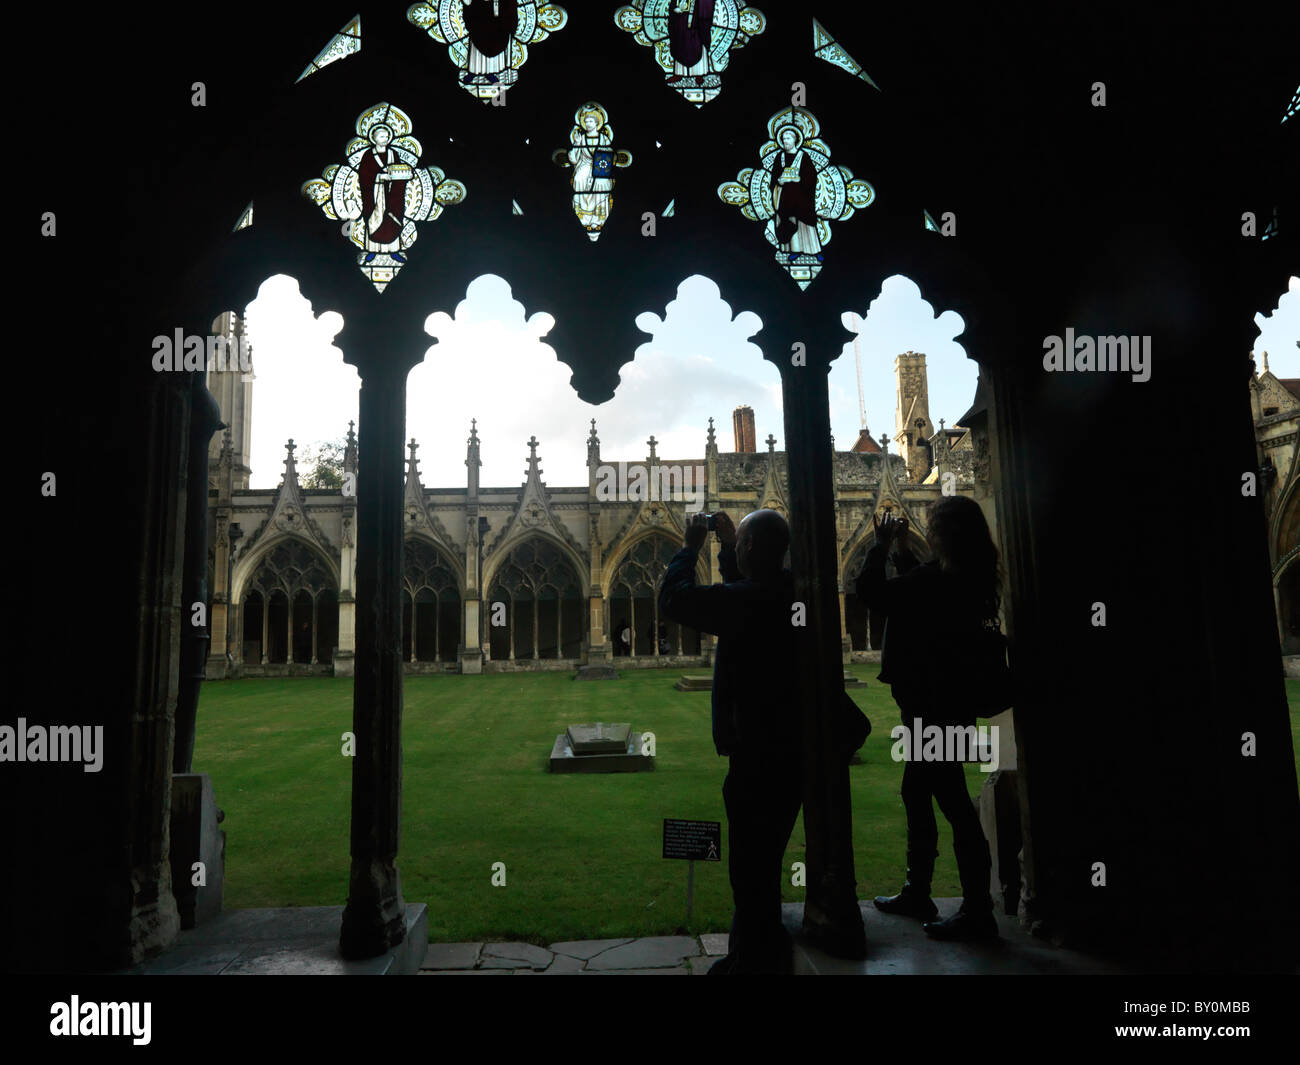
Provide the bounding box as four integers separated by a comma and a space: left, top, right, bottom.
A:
732, 405, 756, 453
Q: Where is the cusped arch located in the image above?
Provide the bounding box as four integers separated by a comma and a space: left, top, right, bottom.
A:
403, 531, 466, 598
232, 533, 340, 606
483, 533, 586, 601
602, 530, 707, 599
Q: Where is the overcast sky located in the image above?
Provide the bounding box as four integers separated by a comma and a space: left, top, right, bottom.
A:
240, 272, 1300, 490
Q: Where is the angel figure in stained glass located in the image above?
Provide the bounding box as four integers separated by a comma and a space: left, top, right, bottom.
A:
554, 103, 632, 241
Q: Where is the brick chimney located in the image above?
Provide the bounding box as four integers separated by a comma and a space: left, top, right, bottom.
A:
732, 405, 756, 453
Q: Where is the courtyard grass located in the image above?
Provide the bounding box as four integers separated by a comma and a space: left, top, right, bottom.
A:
194, 671, 1300, 944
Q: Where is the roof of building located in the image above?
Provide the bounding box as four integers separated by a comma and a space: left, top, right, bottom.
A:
850, 428, 881, 453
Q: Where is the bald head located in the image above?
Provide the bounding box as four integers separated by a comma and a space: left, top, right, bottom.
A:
736, 509, 790, 579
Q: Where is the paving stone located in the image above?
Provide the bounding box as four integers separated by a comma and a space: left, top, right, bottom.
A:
479, 942, 554, 970
420, 969, 510, 975
687, 956, 718, 975
585, 936, 700, 971
699, 933, 729, 956
419, 942, 482, 971
543, 953, 587, 973
549, 937, 633, 960
601, 967, 689, 975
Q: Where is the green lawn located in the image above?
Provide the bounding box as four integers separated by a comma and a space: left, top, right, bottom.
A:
194, 671, 1300, 944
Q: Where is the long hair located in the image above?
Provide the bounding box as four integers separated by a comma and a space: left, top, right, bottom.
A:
926, 496, 1002, 619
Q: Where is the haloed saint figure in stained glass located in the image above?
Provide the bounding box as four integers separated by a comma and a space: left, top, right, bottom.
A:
407, 1, 568, 102
553, 104, 632, 241
302, 102, 466, 292
615, 1, 765, 107
770, 126, 822, 260
718, 106, 874, 289
462, 0, 516, 85
359, 124, 412, 261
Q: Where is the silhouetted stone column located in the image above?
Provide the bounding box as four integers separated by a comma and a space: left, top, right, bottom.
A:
781, 348, 867, 960
340, 315, 413, 960
174, 374, 223, 773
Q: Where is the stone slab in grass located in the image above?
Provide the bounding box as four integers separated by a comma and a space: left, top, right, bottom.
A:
674, 675, 713, 691
585, 935, 700, 971
700, 933, 729, 956
549, 937, 634, 960
843, 672, 868, 688
575, 665, 620, 681
480, 942, 554, 970
420, 942, 482, 970
566, 722, 632, 754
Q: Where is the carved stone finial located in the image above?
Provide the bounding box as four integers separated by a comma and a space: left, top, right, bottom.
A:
880, 432, 890, 453
1262, 350, 1270, 372
647, 434, 658, 463
346, 420, 356, 445
766, 433, 777, 452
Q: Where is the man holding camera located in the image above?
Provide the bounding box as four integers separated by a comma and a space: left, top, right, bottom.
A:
658, 508, 802, 974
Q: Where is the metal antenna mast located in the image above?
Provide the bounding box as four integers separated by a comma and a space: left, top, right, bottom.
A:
853, 314, 867, 431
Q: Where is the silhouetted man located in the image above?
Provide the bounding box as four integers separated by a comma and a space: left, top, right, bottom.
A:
659, 509, 801, 974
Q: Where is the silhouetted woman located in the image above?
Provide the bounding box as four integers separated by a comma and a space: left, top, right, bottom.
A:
855, 497, 1001, 941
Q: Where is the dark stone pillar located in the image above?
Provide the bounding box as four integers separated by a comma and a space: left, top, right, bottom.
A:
340, 316, 413, 960
780, 349, 867, 959
174, 372, 223, 774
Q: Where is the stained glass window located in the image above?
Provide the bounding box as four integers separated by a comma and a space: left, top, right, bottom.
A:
302, 102, 467, 292
296, 15, 361, 83
233, 201, 253, 232
1284, 86, 1299, 124
407, 1, 568, 102
552, 103, 632, 241
615, 1, 765, 107
812, 17, 879, 90
924, 209, 938, 232
717, 106, 875, 289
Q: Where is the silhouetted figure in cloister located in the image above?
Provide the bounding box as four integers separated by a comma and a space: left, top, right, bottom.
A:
659, 509, 801, 973
857, 499, 1000, 941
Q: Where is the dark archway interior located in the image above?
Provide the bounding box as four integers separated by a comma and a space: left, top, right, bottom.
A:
12, 2, 1298, 974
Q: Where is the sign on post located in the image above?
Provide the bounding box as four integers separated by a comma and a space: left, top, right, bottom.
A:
662, 819, 722, 862
662, 819, 721, 925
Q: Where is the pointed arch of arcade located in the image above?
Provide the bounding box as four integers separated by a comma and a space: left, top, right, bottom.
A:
840, 528, 932, 652
603, 531, 707, 658
402, 536, 464, 665
233, 535, 340, 666
484, 535, 585, 662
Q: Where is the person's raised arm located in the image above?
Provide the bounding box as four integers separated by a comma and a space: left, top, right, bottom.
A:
855, 513, 912, 615
658, 513, 736, 637
712, 511, 743, 583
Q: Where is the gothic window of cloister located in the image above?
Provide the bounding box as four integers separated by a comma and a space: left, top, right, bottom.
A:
402, 538, 462, 663
240, 539, 338, 665
608, 535, 701, 657
487, 538, 584, 661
